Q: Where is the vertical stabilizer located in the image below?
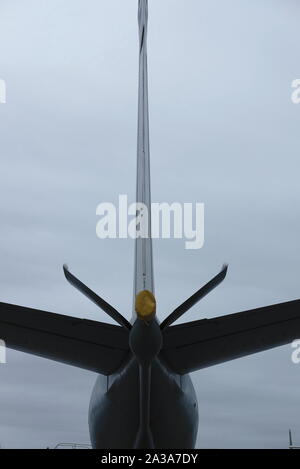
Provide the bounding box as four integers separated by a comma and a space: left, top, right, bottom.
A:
133, 0, 154, 313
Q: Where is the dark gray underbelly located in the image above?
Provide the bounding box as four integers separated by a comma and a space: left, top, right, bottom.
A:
88, 358, 198, 449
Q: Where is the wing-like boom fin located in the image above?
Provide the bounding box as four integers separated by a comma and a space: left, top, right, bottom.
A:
63, 265, 131, 330
0, 302, 130, 375
160, 299, 300, 374
160, 264, 228, 330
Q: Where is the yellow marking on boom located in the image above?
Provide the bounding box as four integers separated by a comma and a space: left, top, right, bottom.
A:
135, 290, 156, 321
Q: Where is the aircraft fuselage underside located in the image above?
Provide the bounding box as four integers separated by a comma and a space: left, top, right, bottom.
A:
89, 359, 198, 449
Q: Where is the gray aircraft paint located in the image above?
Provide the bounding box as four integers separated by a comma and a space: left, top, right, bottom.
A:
134, 0, 154, 308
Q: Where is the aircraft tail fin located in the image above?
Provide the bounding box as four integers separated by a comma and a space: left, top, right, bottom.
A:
289, 429, 293, 448
160, 299, 300, 374
0, 301, 130, 376
133, 0, 154, 319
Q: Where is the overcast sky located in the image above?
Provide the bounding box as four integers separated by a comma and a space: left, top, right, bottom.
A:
0, 0, 300, 449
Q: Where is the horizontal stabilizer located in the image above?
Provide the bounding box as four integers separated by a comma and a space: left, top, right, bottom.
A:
0, 302, 130, 375
160, 299, 300, 374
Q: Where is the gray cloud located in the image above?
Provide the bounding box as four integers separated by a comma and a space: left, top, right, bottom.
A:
0, 0, 299, 448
